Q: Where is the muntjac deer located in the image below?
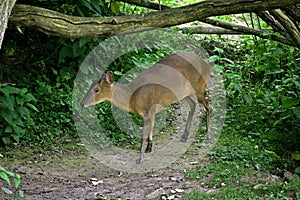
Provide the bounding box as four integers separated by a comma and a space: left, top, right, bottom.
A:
80, 52, 211, 163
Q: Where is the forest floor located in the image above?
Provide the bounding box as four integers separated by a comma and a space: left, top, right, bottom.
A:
0, 143, 281, 200
1, 148, 208, 200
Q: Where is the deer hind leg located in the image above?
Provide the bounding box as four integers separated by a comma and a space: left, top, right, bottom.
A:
204, 101, 211, 143
138, 113, 155, 163
181, 96, 196, 142
197, 89, 211, 143
145, 139, 153, 153
146, 104, 163, 153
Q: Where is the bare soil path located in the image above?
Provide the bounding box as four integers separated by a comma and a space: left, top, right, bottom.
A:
1, 150, 209, 200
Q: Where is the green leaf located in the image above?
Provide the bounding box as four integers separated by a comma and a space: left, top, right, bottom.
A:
17, 107, 30, 118
0, 86, 10, 96
255, 65, 267, 72
114, 71, 123, 76
20, 88, 28, 95
1, 95, 15, 111
244, 94, 253, 105
111, 1, 121, 15
0, 112, 14, 126
0, 86, 20, 95
73, 41, 86, 57
293, 107, 300, 119
27, 103, 39, 112
273, 48, 284, 56
13, 126, 25, 135
209, 55, 220, 62
13, 134, 20, 143
265, 69, 284, 75
91, 0, 102, 14
222, 58, 235, 65
59, 45, 73, 63
233, 83, 242, 93
19, 190, 24, 197
81, 0, 94, 12
4, 126, 13, 133
2, 137, 12, 145
79, 38, 90, 47
0, 170, 15, 176
15, 96, 25, 105
0, 166, 14, 176
214, 64, 224, 73
273, 115, 290, 127
291, 151, 300, 161
1, 187, 13, 195
264, 149, 280, 159
0, 172, 11, 185
14, 174, 21, 188
295, 167, 300, 174
24, 93, 36, 102
52, 69, 58, 75
282, 97, 300, 109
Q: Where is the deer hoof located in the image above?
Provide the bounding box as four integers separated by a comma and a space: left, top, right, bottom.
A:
205, 138, 211, 144
180, 137, 187, 142
145, 140, 152, 153
181, 129, 189, 142
145, 148, 152, 153
181, 133, 188, 142
136, 158, 143, 164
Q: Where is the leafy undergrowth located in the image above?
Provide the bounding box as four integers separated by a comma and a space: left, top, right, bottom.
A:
183, 128, 300, 200
178, 36, 300, 200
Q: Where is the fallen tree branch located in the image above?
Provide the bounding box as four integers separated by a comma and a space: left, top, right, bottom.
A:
9, 0, 300, 41
180, 26, 242, 35
283, 4, 300, 24
202, 18, 294, 46
270, 9, 300, 46
119, 0, 300, 47
256, 11, 288, 37
281, 4, 300, 26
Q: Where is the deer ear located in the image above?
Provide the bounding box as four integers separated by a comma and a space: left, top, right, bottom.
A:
106, 71, 114, 85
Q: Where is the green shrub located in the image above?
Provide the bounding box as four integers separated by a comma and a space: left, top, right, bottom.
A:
27, 74, 76, 143
0, 84, 38, 145
0, 165, 24, 199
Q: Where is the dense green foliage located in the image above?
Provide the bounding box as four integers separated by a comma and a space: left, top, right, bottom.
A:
0, 84, 37, 145
181, 37, 300, 199
210, 37, 300, 155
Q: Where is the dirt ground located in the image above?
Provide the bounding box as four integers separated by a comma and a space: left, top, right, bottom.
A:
1, 149, 212, 200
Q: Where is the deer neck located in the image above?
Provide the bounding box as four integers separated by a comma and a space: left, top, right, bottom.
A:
111, 83, 132, 113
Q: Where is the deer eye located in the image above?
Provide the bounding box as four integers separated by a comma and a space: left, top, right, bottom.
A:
94, 88, 100, 93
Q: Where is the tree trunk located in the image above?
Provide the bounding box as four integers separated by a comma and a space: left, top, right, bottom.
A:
8, 0, 300, 41
0, 0, 17, 49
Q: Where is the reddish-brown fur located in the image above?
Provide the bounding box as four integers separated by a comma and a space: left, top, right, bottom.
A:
81, 52, 211, 163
